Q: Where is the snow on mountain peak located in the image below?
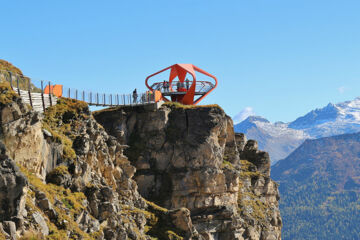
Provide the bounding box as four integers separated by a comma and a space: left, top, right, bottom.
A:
232, 107, 256, 124
233, 96, 360, 163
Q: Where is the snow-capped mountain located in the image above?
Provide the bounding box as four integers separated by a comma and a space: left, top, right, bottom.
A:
290, 99, 360, 138
234, 97, 360, 163
234, 116, 309, 163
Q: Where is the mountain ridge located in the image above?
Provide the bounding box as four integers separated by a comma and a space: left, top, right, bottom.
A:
271, 131, 360, 239
234, 97, 360, 162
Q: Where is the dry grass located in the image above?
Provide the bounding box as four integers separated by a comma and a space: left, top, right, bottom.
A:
20, 166, 89, 239
0, 59, 23, 75
0, 81, 18, 105
163, 101, 222, 110
42, 98, 89, 160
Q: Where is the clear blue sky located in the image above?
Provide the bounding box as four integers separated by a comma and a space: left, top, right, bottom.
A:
1, 0, 360, 122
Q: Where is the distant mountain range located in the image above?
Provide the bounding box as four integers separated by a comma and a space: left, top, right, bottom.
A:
234, 97, 360, 163
271, 132, 360, 239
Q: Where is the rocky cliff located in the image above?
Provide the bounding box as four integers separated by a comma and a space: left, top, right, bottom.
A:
94, 102, 282, 239
0, 82, 198, 240
0, 65, 281, 239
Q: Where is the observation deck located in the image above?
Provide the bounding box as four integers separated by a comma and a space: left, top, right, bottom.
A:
145, 64, 217, 105
150, 80, 215, 96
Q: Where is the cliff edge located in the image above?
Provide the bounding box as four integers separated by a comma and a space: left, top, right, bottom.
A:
94, 102, 282, 239
0, 60, 281, 240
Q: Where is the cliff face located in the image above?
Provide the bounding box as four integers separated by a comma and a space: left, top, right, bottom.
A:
0, 69, 281, 239
0, 83, 196, 240
94, 103, 282, 240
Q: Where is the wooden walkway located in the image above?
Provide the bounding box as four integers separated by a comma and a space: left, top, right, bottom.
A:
13, 87, 158, 113
13, 88, 57, 112
1, 70, 157, 113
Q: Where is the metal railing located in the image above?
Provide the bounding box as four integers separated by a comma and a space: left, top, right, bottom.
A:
61, 86, 154, 106
0, 70, 155, 112
150, 80, 215, 95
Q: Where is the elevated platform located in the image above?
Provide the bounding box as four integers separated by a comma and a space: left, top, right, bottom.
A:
150, 80, 215, 96
145, 64, 218, 105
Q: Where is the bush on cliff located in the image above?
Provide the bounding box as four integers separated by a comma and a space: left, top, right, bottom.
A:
43, 98, 89, 161
0, 82, 18, 105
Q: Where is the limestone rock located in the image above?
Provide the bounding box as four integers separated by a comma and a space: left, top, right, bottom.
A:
2, 221, 16, 240
0, 223, 10, 239
1, 81, 281, 239
0, 143, 27, 222
32, 212, 49, 236
241, 140, 271, 177
95, 103, 282, 240
1, 95, 62, 180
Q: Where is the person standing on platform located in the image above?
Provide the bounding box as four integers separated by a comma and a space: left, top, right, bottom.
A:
185, 78, 190, 90
163, 80, 167, 92
133, 88, 138, 103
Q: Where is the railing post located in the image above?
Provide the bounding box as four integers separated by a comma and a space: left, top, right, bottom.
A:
123, 95, 125, 105
116, 94, 119, 105
96, 93, 99, 105
28, 77, 33, 107
16, 75, 21, 96
68, 88, 70, 98
110, 94, 112, 106
48, 81, 52, 107
90, 92, 92, 105
82, 91, 85, 101
75, 89, 78, 100
41, 81, 45, 112
8, 71, 13, 89
103, 93, 106, 106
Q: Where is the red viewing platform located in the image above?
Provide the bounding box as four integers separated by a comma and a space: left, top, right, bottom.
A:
145, 64, 217, 105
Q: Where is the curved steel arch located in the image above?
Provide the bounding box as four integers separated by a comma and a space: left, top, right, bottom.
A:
145, 64, 217, 105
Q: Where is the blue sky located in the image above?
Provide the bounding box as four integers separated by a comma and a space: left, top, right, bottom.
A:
1, 0, 360, 122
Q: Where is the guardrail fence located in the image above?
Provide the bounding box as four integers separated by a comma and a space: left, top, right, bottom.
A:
0, 70, 155, 112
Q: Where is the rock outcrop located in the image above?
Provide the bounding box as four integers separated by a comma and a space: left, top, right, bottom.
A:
0, 142, 27, 240
0, 60, 281, 239
94, 102, 282, 239
0, 82, 195, 239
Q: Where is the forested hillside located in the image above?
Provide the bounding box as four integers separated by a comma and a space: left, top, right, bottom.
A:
272, 132, 360, 239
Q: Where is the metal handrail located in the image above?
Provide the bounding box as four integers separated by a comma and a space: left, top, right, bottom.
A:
0, 70, 156, 112
150, 80, 214, 94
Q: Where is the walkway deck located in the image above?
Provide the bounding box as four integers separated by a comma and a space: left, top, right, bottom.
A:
1, 71, 158, 113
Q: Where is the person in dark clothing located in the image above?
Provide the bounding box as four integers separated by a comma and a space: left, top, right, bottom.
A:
176, 81, 181, 91
133, 88, 138, 103
165, 81, 170, 92
163, 80, 167, 92
185, 78, 190, 90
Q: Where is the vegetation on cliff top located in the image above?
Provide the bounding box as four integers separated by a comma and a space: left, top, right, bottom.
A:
43, 98, 89, 160
163, 101, 222, 110
0, 82, 19, 105
0, 59, 23, 75
0, 59, 41, 92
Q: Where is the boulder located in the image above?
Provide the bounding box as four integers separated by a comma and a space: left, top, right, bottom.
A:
0, 144, 27, 222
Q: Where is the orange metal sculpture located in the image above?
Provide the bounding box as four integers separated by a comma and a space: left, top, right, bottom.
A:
145, 64, 217, 105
